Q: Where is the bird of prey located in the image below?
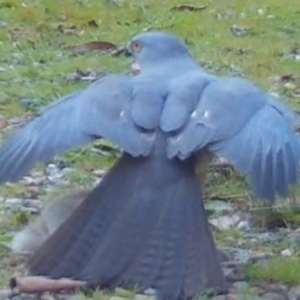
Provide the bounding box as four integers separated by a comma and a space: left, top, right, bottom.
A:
0, 31, 300, 300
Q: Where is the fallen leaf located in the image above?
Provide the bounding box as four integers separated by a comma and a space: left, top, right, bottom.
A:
67, 41, 117, 54
280, 74, 296, 82
171, 4, 209, 12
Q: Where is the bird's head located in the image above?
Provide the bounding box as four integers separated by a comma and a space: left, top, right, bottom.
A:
127, 31, 190, 72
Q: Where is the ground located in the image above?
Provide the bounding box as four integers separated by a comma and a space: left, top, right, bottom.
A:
0, 0, 300, 299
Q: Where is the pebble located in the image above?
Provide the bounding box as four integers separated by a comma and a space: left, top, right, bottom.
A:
40, 294, 57, 300
205, 200, 234, 214
280, 248, 293, 257
262, 292, 287, 300
230, 25, 250, 36
213, 294, 238, 300
257, 9, 265, 15
0, 289, 13, 299
288, 286, 300, 300
22, 175, 47, 186
143, 288, 156, 295
23, 198, 42, 210
244, 232, 283, 243
7, 116, 28, 127
92, 169, 106, 177
134, 295, 156, 300
210, 212, 252, 230
5, 198, 24, 209
232, 281, 250, 291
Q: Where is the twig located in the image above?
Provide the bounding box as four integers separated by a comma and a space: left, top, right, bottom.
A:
10, 276, 86, 294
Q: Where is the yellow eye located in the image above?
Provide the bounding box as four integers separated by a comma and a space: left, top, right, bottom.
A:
132, 41, 142, 52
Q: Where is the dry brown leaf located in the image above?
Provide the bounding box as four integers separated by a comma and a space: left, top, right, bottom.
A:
10, 276, 86, 293
67, 41, 117, 54
171, 4, 209, 12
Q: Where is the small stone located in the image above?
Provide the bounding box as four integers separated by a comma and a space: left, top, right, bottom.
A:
47, 163, 57, 171
0, 21, 7, 28
23, 199, 42, 210
281, 248, 293, 257
230, 25, 250, 37
40, 294, 56, 300
93, 169, 106, 177
213, 294, 238, 300
262, 292, 287, 300
22, 175, 47, 186
257, 9, 265, 15
205, 200, 234, 214
233, 296, 265, 300
5, 198, 23, 209
143, 288, 156, 295
8, 116, 27, 126
0, 289, 13, 299
232, 281, 249, 291
26, 186, 40, 198
217, 11, 236, 20
134, 295, 156, 300
47, 172, 64, 182
30, 170, 45, 177
284, 82, 297, 91
244, 232, 283, 243
289, 286, 300, 300
249, 287, 267, 295
209, 213, 251, 230
109, 297, 128, 300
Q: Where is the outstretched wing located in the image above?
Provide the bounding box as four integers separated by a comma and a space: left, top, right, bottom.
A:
0, 74, 154, 183
165, 77, 300, 201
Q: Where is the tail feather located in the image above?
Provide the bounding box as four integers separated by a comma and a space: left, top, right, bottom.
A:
115, 187, 172, 290
28, 153, 227, 299
30, 158, 144, 278
184, 185, 226, 298
153, 181, 187, 300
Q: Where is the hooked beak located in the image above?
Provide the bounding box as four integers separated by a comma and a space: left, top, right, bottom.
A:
131, 61, 141, 72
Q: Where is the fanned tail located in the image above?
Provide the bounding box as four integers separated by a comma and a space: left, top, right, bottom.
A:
28, 153, 227, 299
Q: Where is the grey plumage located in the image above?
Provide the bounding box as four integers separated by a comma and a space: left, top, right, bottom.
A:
0, 31, 299, 299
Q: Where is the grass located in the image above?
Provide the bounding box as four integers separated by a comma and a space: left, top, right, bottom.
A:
1, 0, 300, 297
246, 256, 300, 286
